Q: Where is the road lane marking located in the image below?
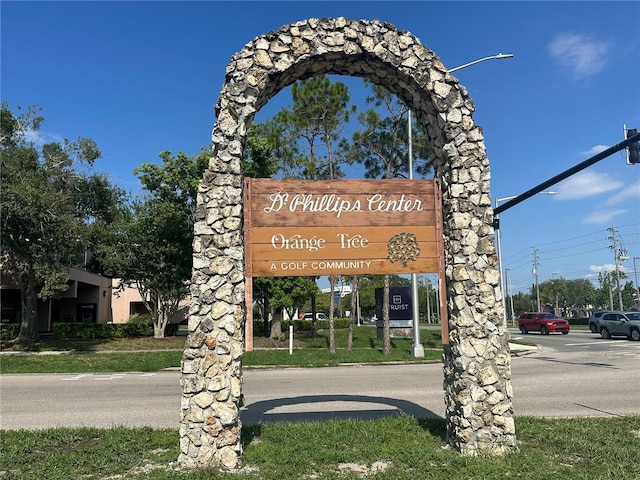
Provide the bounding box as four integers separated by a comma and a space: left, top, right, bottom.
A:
95, 374, 127, 381
62, 374, 93, 381
565, 341, 640, 347
61, 373, 159, 381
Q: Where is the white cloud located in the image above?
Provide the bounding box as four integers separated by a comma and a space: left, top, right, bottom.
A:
548, 33, 609, 79
23, 129, 62, 147
582, 209, 628, 225
589, 263, 615, 273
605, 179, 640, 206
580, 145, 609, 157
554, 171, 623, 200
589, 263, 630, 275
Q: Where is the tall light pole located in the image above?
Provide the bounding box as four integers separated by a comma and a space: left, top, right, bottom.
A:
408, 52, 515, 357
494, 191, 556, 322
408, 110, 425, 357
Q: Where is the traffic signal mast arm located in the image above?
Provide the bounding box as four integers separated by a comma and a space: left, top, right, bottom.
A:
494, 130, 640, 220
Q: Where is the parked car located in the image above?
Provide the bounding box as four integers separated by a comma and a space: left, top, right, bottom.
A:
588, 310, 617, 333
302, 312, 327, 321
518, 312, 570, 335
598, 311, 640, 341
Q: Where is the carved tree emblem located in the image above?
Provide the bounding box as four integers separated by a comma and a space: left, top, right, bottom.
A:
387, 232, 420, 267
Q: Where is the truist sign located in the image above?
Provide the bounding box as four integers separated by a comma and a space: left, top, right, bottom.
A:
244, 178, 445, 277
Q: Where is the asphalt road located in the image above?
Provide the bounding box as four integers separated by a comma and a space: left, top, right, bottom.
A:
1, 332, 639, 430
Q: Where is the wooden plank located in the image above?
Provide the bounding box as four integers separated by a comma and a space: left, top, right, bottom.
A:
250, 225, 437, 243
251, 256, 440, 277
251, 237, 438, 262
249, 210, 436, 227
247, 178, 438, 228
249, 178, 436, 194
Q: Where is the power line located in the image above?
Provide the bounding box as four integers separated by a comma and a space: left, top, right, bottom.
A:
540, 247, 607, 262
499, 222, 640, 296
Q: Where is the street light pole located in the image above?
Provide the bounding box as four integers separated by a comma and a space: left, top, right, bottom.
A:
408, 111, 424, 358
407, 52, 515, 357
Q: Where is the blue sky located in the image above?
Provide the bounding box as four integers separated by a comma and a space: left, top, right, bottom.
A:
2, 1, 639, 295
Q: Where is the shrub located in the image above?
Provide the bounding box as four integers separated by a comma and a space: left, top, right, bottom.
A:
127, 313, 152, 325
52, 322, 179, 339
569, 317, 589, 326
0, 323, 19, 340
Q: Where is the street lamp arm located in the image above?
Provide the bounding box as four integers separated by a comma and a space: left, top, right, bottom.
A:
449, 53, 514, 73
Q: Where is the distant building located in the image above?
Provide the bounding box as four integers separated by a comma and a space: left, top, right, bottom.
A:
321, 284, 352, 297
1, 270, 188, 336
1, 267, 112, 334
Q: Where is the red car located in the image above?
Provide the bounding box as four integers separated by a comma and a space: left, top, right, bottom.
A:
518, 312, 570, 335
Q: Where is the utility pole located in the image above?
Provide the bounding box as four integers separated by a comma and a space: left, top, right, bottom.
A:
533, 247, 541, 311
633, 257, 640, 309
607, 226, 627, 311
505, 268, 515, 326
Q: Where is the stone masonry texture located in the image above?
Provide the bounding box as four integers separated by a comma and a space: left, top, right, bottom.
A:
179, 17, 516, 471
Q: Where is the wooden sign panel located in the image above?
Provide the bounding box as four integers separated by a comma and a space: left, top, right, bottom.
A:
244, 178, 444, 277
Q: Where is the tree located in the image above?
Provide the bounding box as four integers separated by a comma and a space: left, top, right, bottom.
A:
243, 122, 321, 339
273, 75, 357, 180
347, 275, 358, 351
511, 291, 534, 317
102, 150, 209, 338
563, 279, 596, 317
344, 81, 432, 180
1, 104, 124, 342
348, 275, 411, 316
267, 75, 357, 353
621, 281, 636, 310
254, 276, 319, 339
594, 270, 635, 311
596, 272, 617, 310
539, 278, 568, 316
346, 83, 433, 354
242, 123, 280, 179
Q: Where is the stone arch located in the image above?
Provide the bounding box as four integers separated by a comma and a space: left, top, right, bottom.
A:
179, 17, 515, 470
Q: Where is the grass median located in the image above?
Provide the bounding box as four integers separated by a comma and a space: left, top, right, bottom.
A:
1, 415, 639, 479
0, 326, 443, 373
2, 326, 638, 479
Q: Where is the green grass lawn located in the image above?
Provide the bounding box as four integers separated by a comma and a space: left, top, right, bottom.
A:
2, 327, 638, 478
1, 415, 639, 479
0, 327, 443, 373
